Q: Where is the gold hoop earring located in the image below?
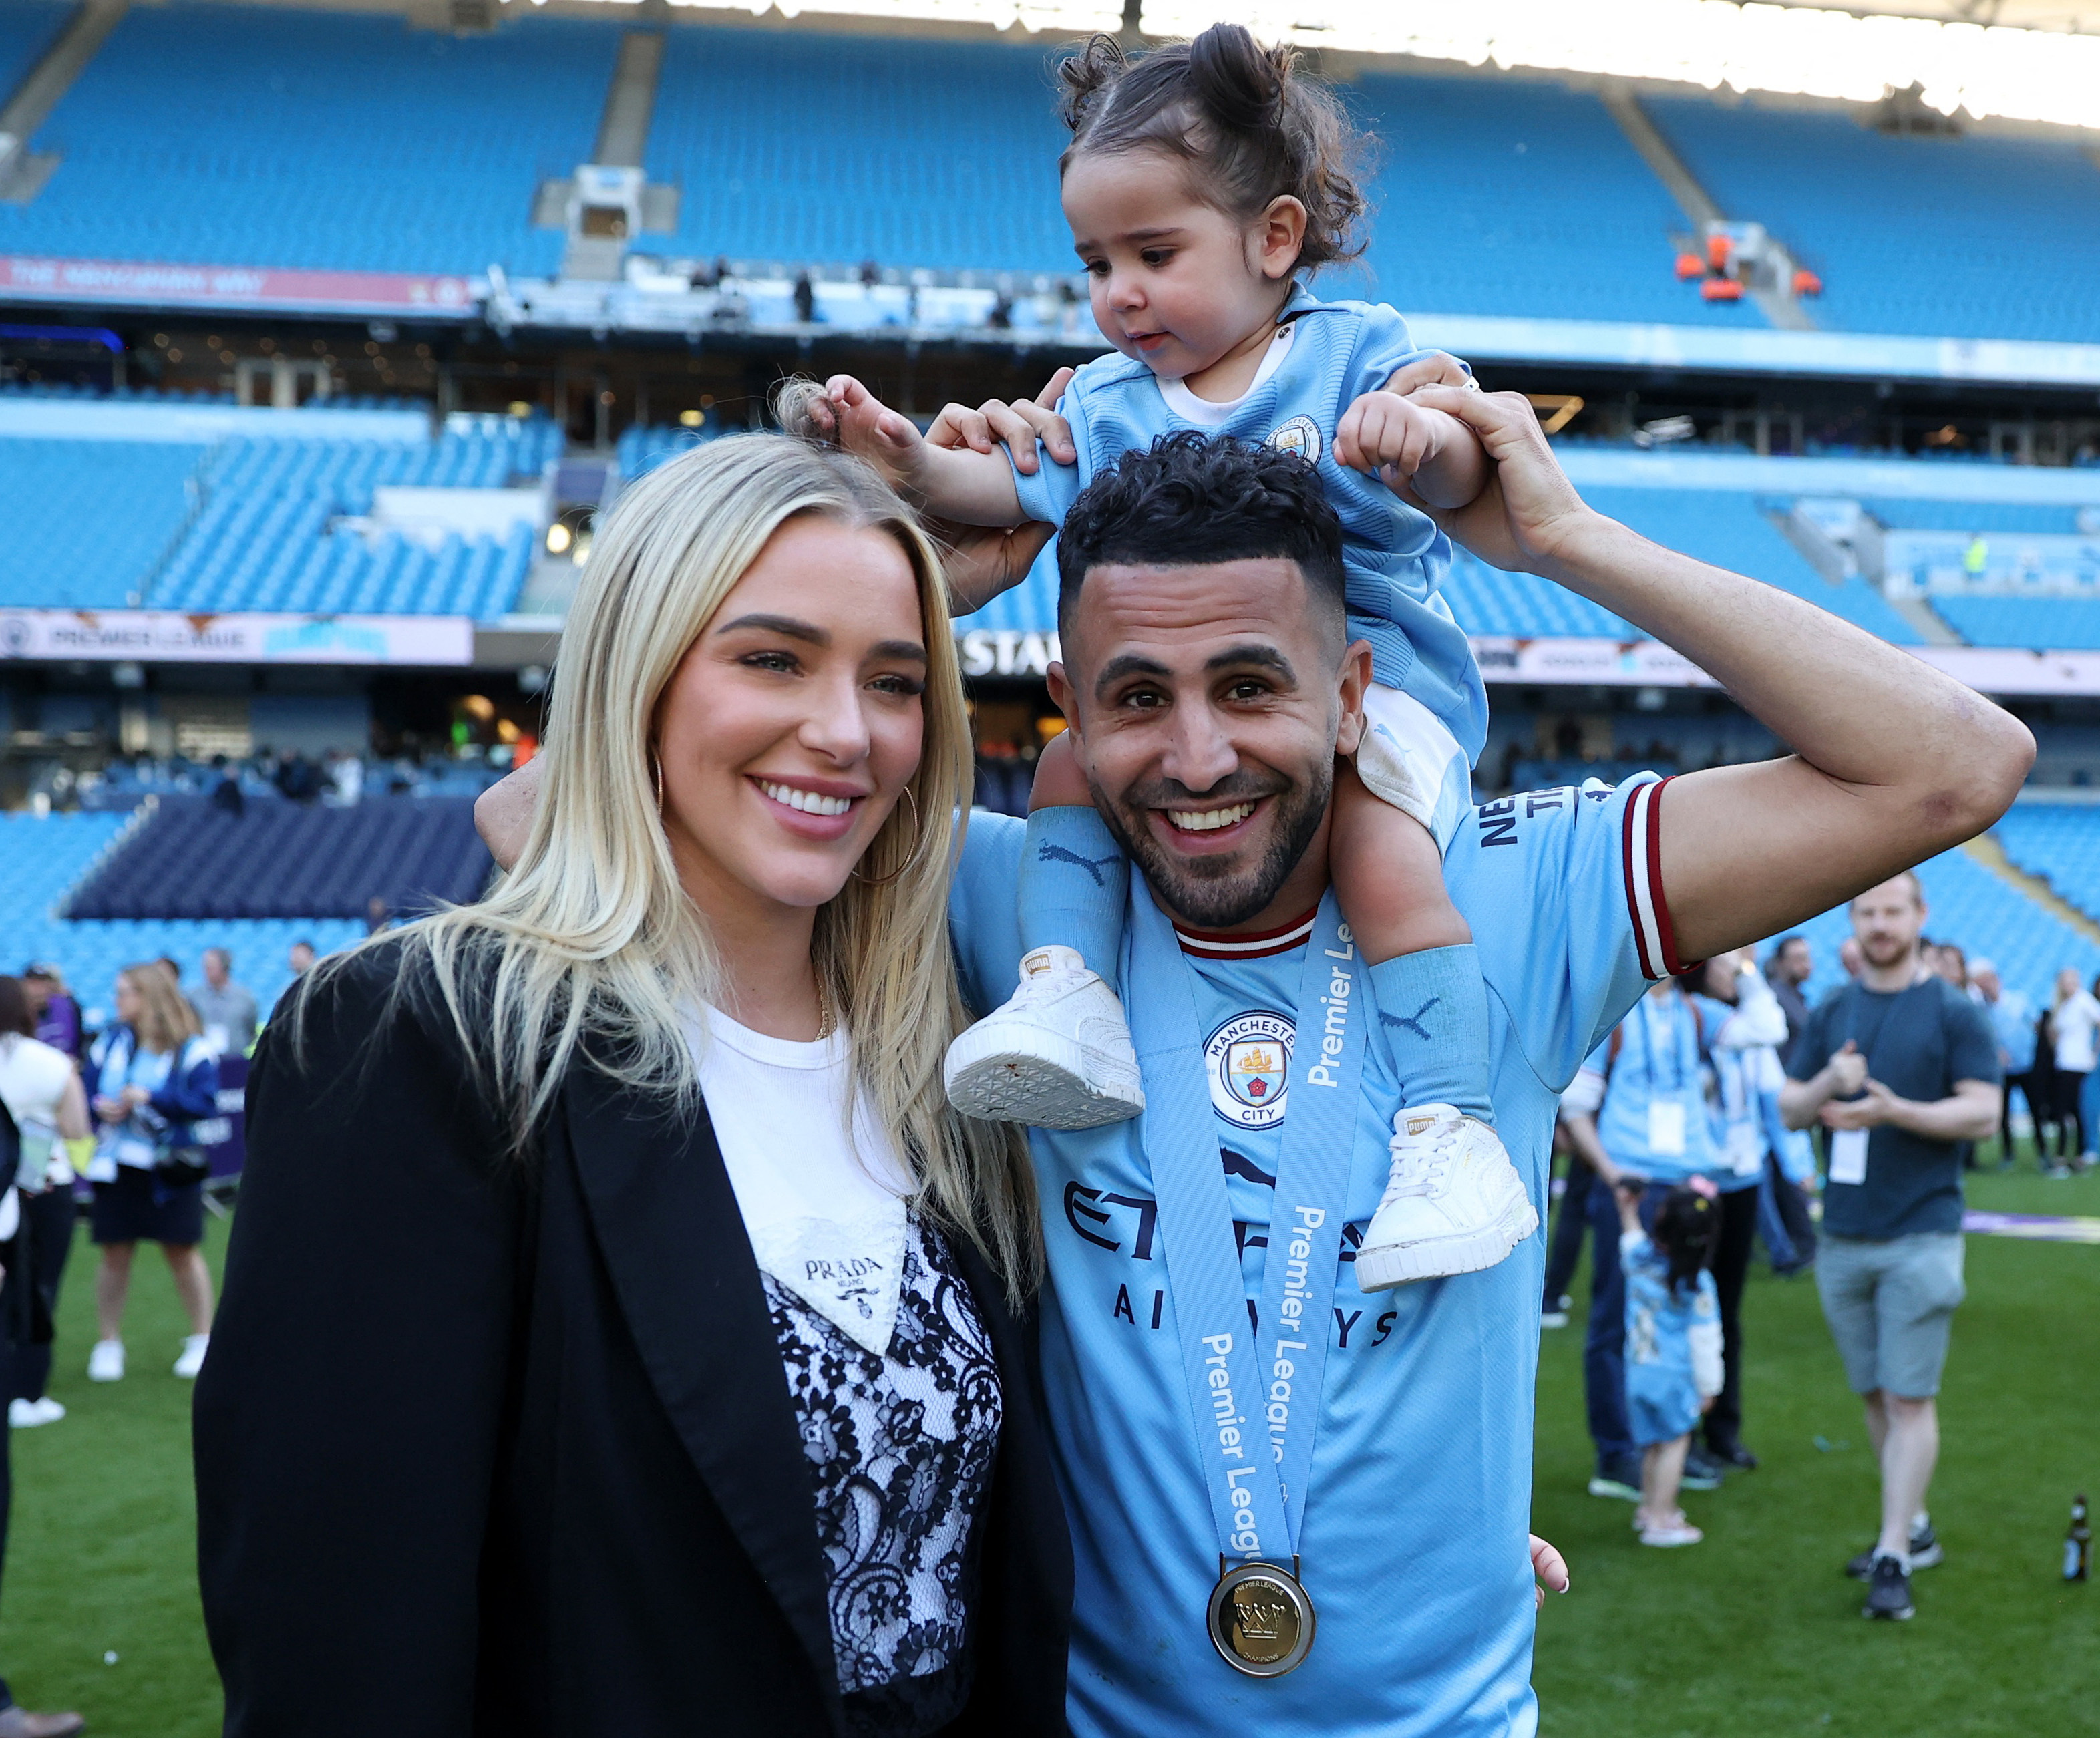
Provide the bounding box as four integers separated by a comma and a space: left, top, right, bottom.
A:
851, 785, 926, 887
652, 753, 665, 810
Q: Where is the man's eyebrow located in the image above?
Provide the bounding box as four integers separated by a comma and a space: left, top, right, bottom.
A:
713, 613, 827, 647
1093, 651, 1170, 698
1206, 643, 1295, 681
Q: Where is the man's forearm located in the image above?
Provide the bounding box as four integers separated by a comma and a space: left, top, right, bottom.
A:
1542, 515, 2033, 957
1886, 1083, 2002, 1143
1779, 1071, 1835, 1131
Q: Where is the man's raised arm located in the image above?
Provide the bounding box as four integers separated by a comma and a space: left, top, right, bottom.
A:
1404, 386, 2035, 963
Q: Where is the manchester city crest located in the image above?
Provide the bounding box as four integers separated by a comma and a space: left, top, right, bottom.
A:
1265, 414, 1323, 467
1204, 1011, 1294, 1129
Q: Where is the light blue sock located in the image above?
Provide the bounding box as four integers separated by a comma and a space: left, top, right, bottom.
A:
1367, 944, 1494, 1127
1017, 805, 1129, 996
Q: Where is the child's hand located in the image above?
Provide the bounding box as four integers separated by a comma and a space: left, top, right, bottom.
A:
1529, 1533, 1570, 1608
1335, 389, 1444, 489
807, 375, 926, 484
926, 366, 1076, 476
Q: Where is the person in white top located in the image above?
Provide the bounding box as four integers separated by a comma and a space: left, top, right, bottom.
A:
0, 978, 89, 1429
2047, 966, 2100, 1172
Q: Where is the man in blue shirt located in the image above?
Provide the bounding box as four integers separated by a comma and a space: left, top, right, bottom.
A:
942, 385, 2031, 1734
478, 390, 2035, 1733
1970, 959, 2037, 1166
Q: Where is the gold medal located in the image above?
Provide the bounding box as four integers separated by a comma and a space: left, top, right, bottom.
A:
1208, 1559, 1316, 1677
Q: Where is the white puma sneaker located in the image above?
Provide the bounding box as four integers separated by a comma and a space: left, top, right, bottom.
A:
1356, 1104, 1538, 1291
943, 946, 1145, 1129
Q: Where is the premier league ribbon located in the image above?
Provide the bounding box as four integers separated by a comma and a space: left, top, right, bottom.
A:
1129, 881, 1371, 1674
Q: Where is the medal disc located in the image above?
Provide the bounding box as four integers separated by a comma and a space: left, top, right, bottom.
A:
1207, 1562, 1316, 1677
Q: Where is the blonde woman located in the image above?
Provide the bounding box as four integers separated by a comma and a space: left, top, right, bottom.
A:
85, 961, 218, 1382
193, 436, 1070, 1737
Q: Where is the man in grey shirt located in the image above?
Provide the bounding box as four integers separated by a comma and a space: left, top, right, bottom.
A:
190, 948, 260, 1055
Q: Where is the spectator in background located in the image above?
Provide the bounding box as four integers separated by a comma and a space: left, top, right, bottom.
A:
208, 755, 245, 818
332, 752, 362, 807
1970, 961, 2036, 1168
2046, 965, 2099, 1177
1540, 1109, 1592, 1330
1766, 935, 1813, 1067
1932, 942, 1969, 993
16, 968, 77, 1062
0, 977, 90, 1432
272, 941, 317, 1019
1781, 872, 2000, 1622
84, 964, 219, 1384
1840, 937, 1864, 980
363, 897, 392, 938
275, 752, 320, 804
190, 949, 258, 1057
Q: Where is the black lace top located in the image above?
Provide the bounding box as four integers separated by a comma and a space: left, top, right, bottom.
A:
763, 1216, 1003, 1738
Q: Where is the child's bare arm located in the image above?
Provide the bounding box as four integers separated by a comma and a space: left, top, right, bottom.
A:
1026, 727, 1091, 812
806, 375, 1025, 528
1335, 387, 1491, 510
1326, 757, 1471, 964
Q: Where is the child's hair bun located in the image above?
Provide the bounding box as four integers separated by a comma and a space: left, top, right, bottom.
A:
1186, 23, 1288, 132
1055, 33, 1127, 134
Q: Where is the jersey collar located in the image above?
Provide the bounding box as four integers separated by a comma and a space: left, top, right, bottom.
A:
1174, 907, 1319, 961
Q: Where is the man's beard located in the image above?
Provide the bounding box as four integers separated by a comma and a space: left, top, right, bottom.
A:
1089, 759, 1331, 930
1860, 932, 1913, 969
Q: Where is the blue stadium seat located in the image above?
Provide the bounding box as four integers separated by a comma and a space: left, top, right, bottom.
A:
1993, 804, 2100, 927
1643, 96, 2100, 342
0, 436, 206, 606
0, 808, 363, 1023
1783, 844, 2100, 1012
65, 795, 493, 922
1932, 595, 2100, 653
1867, 499, 2088, 536
0, 1, 619, 277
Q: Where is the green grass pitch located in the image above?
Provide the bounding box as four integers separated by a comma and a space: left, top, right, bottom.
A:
0, 1160, 2090, 1734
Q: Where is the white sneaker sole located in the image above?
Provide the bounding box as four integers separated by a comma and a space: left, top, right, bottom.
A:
1354, 1192, 1540, 1292
943, 1024, 1144, 1129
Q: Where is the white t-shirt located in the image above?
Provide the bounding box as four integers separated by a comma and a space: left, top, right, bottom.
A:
687, 1004, 916, 1355
0, 1033, 77, 1192
2053, 989, 2100, 1073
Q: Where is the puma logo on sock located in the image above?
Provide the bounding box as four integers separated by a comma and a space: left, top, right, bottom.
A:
1381, 996, 1443, 1042
1037, 842, 1120, 886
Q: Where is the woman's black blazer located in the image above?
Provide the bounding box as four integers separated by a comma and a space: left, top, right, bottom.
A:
193, 945, 1072, 1737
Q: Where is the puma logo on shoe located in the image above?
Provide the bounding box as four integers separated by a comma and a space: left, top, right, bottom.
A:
1403, 1114, 1439, 1137
1037, 842, 1120, 886
1380, 996, 1443, 1042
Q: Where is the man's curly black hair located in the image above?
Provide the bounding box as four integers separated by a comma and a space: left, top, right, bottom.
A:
1055, 430, 1347, 646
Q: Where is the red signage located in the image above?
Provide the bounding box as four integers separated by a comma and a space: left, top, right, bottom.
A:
0, 255, 476, 317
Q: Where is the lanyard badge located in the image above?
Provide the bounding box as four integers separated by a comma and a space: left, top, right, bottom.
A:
1128, 884, 1371, 1678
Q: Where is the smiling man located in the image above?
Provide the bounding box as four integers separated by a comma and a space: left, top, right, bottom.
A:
940, 402, 2030, 1736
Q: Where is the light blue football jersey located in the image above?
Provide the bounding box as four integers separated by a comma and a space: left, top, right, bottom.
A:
947, 774, 1683, 1738
1009, 281, 1488, 763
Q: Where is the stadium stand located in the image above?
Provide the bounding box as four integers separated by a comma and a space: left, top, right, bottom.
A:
1785, 842, 2100, 1010
1353, 71, 1762, 327
641, 31, 1759, 326
1866, 499, 2090, 536
0, 437, 205, 607
1993, 802, 2100, 926
1580, 485, 1926, 643
616, 419, 731, 481
149, 423, 557, 616
645, 29, 1076, 277
0, 1, 65, 98
0, 1, 618, 278
1443, 551, 1638, 638
1642, 96, 2100, 343
0, 808, 363, 1021
64, 794, 492, 921
1930, 596, 2100, 653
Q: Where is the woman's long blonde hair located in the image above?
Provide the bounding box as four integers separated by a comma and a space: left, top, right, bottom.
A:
122, 961, 201, 1057
324, 434, 1038, 1292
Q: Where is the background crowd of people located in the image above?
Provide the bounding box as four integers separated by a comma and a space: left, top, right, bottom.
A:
1542, 869, 2075, 1620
